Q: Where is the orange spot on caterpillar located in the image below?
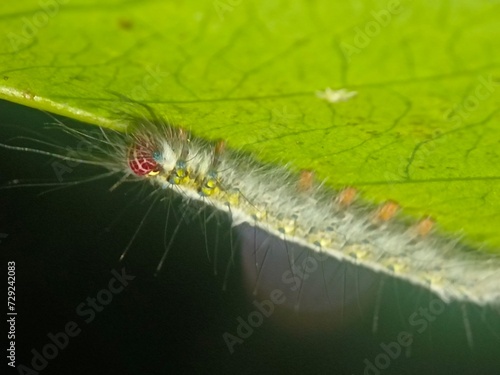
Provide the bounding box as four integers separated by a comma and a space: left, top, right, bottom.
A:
374, 200, 400, 223
336, 187, 358, 207
413, 216, 435, 237
215, 140, 226, 155
212, 140, 226, 167
297, 169, 314, 192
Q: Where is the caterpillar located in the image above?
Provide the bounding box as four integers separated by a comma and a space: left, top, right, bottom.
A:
73, 116, 500, 303
2, 102, 500, 305
1, 100, 499, 373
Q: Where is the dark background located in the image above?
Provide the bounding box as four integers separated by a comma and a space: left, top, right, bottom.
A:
1, 99, 499, 375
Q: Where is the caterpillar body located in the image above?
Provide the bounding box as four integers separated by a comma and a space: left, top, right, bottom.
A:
3, 111, 499, 309
104, 118, 500, 309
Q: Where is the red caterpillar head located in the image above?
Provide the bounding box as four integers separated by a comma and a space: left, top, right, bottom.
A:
128, 140, 161, 176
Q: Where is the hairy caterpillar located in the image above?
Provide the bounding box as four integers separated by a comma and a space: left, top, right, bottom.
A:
1, 99, 499, 374
26, 109, 500, 307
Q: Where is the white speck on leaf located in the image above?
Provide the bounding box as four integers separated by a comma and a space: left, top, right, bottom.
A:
316, 87, 357, 103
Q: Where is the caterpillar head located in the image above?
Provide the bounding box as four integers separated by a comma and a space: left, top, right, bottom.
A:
128, 139, 162, 177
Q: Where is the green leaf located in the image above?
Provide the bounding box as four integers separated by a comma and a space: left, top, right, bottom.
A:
0, 0, 499, 252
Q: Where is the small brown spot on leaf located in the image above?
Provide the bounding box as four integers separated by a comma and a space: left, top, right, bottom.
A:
118, 18, 134, 30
